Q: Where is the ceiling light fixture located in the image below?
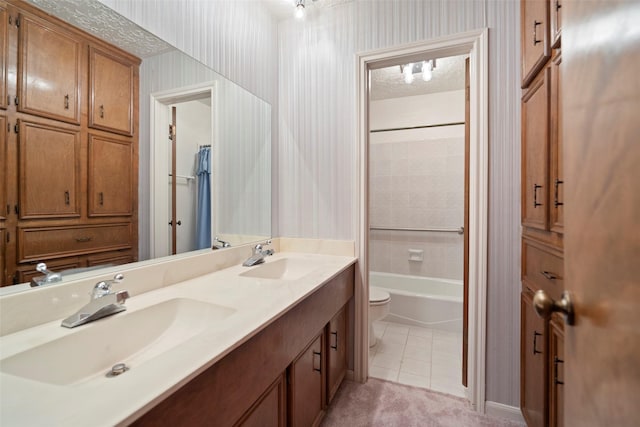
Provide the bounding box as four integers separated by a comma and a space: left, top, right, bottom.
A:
400, 59, 437, 84
295, 0, 305, 19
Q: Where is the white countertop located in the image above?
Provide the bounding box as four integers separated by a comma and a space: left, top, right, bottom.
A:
0, 252, 356, 426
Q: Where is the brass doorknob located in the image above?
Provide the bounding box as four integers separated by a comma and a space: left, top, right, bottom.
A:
533, 290, 575, 326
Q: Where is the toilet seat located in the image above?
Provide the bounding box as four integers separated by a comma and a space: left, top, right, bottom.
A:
369, 287, 390, 305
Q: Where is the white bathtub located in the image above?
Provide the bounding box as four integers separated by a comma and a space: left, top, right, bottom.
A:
370, 271, 463, 332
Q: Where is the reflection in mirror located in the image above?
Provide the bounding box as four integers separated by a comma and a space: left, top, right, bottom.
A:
1, 0, 271, 292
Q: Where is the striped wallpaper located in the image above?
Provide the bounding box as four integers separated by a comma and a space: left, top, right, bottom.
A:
101, 0, 520, 408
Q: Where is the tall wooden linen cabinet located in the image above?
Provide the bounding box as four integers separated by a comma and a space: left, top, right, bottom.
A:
0, 0, 139, 286
520, 0, 564, 426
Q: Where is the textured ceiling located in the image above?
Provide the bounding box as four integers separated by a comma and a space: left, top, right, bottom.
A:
25, 0, 174, 58
370, 54, 467, 100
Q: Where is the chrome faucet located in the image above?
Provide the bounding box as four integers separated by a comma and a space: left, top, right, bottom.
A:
212, 236, 231, 250
61, 274, 130, 328
242, 240, 274, 267
30, 263, 63, 287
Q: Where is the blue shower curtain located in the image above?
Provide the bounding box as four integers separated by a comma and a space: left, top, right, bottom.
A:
195, 146, 211, 249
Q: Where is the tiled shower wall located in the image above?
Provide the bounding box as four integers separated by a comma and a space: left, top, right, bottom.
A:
369, 89, 464, 281
369, 131, 464, 280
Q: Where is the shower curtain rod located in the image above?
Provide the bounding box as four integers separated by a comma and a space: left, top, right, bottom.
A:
199, 144, 211, 148
370, 121, 465, 133
370, 226, 464, 235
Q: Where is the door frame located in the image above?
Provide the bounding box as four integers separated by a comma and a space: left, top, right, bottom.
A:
355, 28, 489, 412
149, 82, 216, 259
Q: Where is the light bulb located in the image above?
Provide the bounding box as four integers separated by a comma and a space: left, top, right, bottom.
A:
403, 63, 414, 84
295, 0, 305, 19
422, 60, 433, 81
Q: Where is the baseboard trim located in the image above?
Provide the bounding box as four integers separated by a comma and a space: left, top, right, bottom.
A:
345, 369, 355, 382
485, 401, 525, 424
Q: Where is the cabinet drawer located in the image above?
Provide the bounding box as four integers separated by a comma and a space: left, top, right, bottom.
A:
18, 223, 132, 262
522, 239, 564, 299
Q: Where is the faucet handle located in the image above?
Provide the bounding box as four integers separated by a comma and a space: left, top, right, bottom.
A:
92, 273, 124, 298
36, 262, 52, 274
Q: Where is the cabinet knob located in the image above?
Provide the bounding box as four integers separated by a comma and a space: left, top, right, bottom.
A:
533, 289, 575, 325
64, 94, 70, 110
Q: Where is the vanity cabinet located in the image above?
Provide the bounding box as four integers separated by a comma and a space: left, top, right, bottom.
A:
133, 265, 355, 427
17, 12, 81, 124
87, 133, 134, 217
89, 46, 135, 136
521, 0, 565, 424
235, 374, 287, 427
17, 120, 81, 219
1, 0, 139, 287
326, 304, 348, 403
289, 332, 326, 427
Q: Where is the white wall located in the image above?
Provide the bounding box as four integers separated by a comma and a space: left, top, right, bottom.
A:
278, 0, 521, 407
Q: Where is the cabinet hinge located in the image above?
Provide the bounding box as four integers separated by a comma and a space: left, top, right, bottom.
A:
14, 96, 19, 106
14, 123, 19, 134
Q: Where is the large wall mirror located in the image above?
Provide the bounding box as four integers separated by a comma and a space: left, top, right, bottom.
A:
1, 0, 271, 293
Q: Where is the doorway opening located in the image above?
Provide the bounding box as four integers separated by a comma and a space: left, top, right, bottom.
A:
356, 29, 489, 412
150, 83, 216, 258
367, 53, 469, 398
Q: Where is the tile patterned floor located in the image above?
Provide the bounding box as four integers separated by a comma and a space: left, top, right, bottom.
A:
368, 320, 465, 398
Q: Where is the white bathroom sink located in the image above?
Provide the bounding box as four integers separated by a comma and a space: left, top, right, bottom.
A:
0, 298, 235, 385
239, 258, 319, 281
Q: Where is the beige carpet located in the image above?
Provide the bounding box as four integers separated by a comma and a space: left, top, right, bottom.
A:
321, 379, 525, 427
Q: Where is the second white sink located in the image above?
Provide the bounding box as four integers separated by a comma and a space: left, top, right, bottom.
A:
0, 298, 235, 385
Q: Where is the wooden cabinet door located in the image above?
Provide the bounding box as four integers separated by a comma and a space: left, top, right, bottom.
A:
18, 120, 80, 219
549, 316, 564, 427
521, 290, 548, 427
521, 0, 550, 87
0, 4, 7, 111
89, 47, 134, 136
522, 67, 550, 232
87, 134, 133, 217
17, 13, 81, 124
327, 305, 347, 404
0, 228, 5, 286
0, 115, 6, 220
289, 332, 325, 427
235, 374, 286, 427
550, 52, 563, 234
550, 0, 562, 48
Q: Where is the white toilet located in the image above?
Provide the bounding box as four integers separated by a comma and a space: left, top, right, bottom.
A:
369, 287, 391, 347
